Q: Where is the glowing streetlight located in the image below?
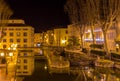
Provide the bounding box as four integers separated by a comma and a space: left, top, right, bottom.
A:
61, 40, 66, 44
9, 52, 13, 57
0, 52, 4, 56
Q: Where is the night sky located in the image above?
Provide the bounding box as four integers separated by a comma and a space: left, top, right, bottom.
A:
5, 0, 70, 32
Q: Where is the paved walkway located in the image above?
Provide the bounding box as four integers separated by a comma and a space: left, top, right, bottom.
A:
0, 62, 16, 81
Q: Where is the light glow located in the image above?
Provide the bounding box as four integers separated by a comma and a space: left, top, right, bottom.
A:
9, 52, 13, 56
0, 52, 4, 56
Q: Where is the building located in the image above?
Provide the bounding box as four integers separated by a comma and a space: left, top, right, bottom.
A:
34, 33, 43, 47
84, 24, 116, 51
46, 30, 54, 46
67, 24, 80, 39
53, 28, 68, 46
0, 19, 34, 76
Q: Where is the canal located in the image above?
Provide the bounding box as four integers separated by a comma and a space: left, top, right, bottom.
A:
20, 48, 120, 81
23, 59, 77, 81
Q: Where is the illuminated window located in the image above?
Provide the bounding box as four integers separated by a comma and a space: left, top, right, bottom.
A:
17, 59, 21, 63
16, 32, 20, 36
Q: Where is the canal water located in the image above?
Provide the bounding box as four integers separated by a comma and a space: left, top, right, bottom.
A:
21, 59, 120, 81
22, 59, 77, 81
20, 49, 120, 81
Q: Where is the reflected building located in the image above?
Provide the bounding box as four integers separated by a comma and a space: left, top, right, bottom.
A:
0, 19, 34, 76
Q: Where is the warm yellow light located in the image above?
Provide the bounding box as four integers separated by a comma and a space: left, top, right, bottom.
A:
13, 47, 16, 50
8, 47, 11, 50
0, 52, 4, 56
88, 30, 91, 32
9, 52, 13, 56
61, 40, 66, 44
51, 33, 53, 36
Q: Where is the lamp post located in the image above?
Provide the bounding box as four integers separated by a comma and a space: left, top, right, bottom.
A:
9, 52, 13, 61
0, 52, 8, 74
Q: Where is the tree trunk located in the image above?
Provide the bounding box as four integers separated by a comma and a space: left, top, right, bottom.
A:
91, 25, 96, 44
80, 34, 83, 48
103, 31, 109, 56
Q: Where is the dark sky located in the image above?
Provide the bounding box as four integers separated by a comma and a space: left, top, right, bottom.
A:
5, 0, 70, 32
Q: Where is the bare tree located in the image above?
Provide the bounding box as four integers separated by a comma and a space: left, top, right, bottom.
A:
84, 0, 100, 44
98, 0, 120, 55
0, 0, 13, 41
64, 0, 86, 48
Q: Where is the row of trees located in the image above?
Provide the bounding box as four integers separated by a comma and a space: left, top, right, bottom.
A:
64, 0, 120, 55
0, 0, 13, 42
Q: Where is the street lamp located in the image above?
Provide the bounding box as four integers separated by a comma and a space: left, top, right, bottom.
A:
9, 52, 13, 61
61, 40, 66, 46
0, 52, 4, 56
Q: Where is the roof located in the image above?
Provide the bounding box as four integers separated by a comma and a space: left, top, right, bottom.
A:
6, 24, 30, 27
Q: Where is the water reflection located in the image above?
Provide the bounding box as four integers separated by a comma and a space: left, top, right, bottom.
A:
19, 48, 120, 81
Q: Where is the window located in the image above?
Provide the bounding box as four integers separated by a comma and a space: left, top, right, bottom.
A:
23, 28, 28, 30
3, 32, 6, 36
17, 66, 21, 69
24, 53, 27, 56
3, 45, 6, 49
24, 66, 27, 70
17, 45, 20, 47
10, 32, 13, 36
17, 39, 20, 43
9, 28, 14, 30
16, 28, 21, 30
16, 32, 20, 36
24, 59, 27, 63
23, 39, 27, 43
23, 32, 27, 36
24, 44, 27, 47
23, 71, 28, 73
18, 53, 21, 56
10, 39, 13, 42
17, 59, 21, 63
3, 39, 6, 42
66, 30, 68, 34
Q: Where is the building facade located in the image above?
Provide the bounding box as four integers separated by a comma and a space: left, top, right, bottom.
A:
34, 33, 43, 47
84, 24, 116, 51
0, 19, 35, 76
53, 28, 68, 46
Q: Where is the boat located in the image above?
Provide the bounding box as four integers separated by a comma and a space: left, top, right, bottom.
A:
48, 56, 70, 68
95, 59, 114, 67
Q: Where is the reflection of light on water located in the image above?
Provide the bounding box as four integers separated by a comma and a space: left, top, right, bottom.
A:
44, 64, 47, 70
